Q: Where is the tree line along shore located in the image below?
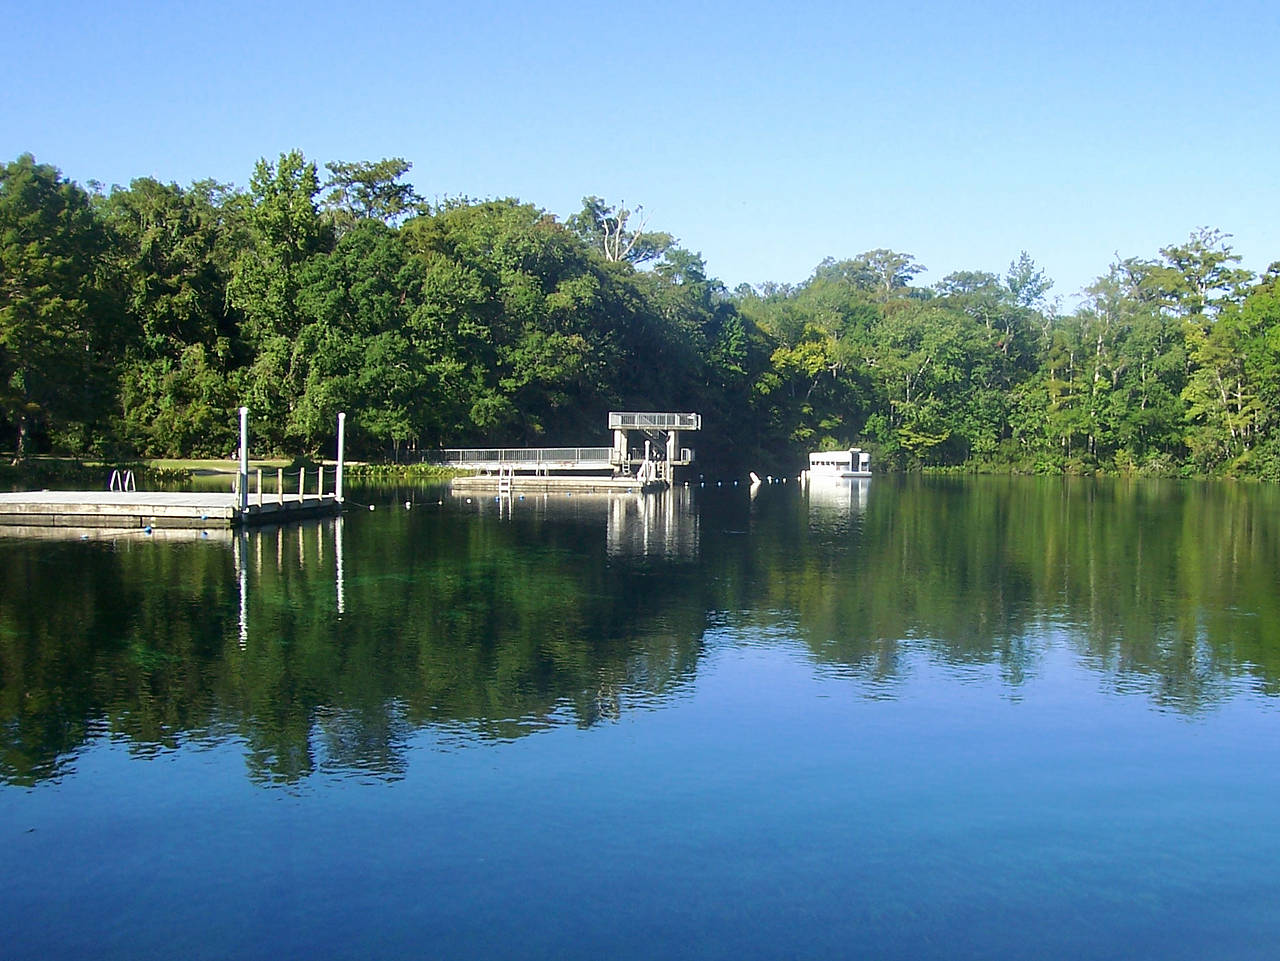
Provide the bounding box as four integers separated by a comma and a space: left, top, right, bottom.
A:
3, 150, 1278, 480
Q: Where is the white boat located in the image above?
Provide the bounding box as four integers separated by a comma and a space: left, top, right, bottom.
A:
807, 448, 872, 479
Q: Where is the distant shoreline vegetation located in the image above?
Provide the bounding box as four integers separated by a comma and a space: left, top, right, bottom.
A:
3, 150, 1279, 481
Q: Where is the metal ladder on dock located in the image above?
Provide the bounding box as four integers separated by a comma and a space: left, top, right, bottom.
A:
497, 465, 514, 495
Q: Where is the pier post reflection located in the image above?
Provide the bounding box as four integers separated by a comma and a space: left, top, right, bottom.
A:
233, 517, 347, 648
605, 487, 698, 560
335, 515, 345, 616
235, 527, 249, 650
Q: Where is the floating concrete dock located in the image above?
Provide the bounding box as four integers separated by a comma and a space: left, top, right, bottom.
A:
0, 490, 340, 531
0, 406, 349, 534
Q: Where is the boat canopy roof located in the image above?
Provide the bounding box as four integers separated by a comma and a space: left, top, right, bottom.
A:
809, 448, 865, 466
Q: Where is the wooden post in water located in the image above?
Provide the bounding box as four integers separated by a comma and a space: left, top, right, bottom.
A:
336, 412, 346, 504
298, 468, 305, 503
238, 407, 249, 513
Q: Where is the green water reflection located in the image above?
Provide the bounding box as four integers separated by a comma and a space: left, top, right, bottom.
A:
2, 476, 1278, 787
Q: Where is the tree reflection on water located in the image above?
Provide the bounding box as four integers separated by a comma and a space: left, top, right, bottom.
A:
1, 476, 1278, 786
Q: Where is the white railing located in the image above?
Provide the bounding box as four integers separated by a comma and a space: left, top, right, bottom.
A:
607, 412, 701, 431
232, 465, 342, 506
432, 448, 616, 470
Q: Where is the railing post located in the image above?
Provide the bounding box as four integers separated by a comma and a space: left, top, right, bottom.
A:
277, 468, 284, 505
318, 465, 325, 498
298, 467, 305, 503
256, 468, 263, 507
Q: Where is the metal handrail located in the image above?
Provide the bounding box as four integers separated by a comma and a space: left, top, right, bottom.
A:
607, 412, 701, 430
432, 447, 614, 465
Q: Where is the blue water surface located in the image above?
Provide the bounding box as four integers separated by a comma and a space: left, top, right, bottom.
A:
2, 477, 1279, 959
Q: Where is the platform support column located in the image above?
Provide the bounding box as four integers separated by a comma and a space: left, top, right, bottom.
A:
613, 428, 628, 473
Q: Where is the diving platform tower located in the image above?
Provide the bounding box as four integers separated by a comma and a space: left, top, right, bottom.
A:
609, 412, 701, 480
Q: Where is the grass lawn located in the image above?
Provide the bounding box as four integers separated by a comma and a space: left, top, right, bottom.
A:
141, 457, 296, 475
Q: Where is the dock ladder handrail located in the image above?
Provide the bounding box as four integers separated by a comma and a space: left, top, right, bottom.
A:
108, 469, 137, 492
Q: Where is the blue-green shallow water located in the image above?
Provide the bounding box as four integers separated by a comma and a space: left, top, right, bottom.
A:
2, 476, 1279, 960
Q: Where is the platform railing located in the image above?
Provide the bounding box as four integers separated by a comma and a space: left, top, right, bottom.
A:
232, 465, 343, 506
607, 412, 701, 430
431, 447, 615, 470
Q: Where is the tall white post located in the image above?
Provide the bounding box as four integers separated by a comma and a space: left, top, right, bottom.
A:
238, 406, 249, 513
336, 412, 346, 503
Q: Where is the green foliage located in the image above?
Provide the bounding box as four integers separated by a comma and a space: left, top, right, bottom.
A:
101, 177, 243, 456
0, 154, 116, 459
567, 196, 674, 265
4, 148, 1280, 480
322, 157, 423, 232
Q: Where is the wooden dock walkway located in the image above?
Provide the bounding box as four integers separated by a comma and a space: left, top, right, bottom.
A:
0, 490, 340, 530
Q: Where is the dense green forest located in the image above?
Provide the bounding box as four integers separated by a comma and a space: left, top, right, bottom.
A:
3, 150, 1279, 477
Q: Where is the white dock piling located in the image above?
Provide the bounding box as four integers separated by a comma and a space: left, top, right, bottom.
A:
336, 412, 346, 504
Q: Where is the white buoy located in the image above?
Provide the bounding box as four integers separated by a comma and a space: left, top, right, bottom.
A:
369, 504, 375, 511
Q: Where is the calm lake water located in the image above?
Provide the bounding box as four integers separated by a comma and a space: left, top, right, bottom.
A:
2, 475, 1279, 960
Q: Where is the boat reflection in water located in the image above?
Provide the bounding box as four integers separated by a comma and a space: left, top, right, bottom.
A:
806, 476, 872, 534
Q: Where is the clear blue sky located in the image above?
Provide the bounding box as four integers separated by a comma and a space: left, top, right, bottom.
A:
4, 0, 1278, 306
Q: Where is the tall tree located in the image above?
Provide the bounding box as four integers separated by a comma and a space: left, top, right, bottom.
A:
812, 250, 927, 301
567, 197, 674, 266
1145, 227, 1253, 321
227, 151, 333, 449
322, 158, 423, 233
101, 178, 242, 455
0, 154, 114, 459
1005, 251, 1053, 310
